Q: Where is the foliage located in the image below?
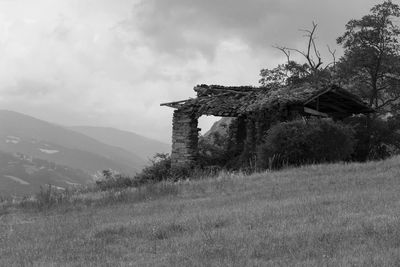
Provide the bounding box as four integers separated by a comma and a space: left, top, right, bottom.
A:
35, 185, 67, 209
257, 1, 400, 163
259, 61, 312, 86
257, 118, 355, 169
134, 153, 173, 183
133, 153, 201, 182
344, 115, 400, 161
95, 151, 227, 189
259, 23, 336, 87
336, 0, 400, 113
95, 170, 136, 191
95, 154, 179, 190
94, 154, 173, 191
198, 132, 230, 167
198, 118, 258, 170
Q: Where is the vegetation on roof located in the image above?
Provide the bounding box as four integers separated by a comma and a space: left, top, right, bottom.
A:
164, 83, 371, 117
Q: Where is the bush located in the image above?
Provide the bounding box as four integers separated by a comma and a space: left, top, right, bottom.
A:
95, 170, 136, 191
95, 153, 211, 190
134, 153, 172, 183
95, 154, 174, 191
257, 118, 355, 169
198, 132, 230, 167
344, 115, 400, 161
135, 153, 224, 183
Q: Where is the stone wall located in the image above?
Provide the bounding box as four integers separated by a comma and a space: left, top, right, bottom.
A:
169, 106, 301, 169
170, 110, 199, 169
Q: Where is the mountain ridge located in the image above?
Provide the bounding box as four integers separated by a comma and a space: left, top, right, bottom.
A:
0, 110, 145, 175
69, 125, 170, 160
0, 109, 173, 196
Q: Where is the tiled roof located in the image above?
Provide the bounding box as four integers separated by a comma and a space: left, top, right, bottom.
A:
161, 83, 373, 117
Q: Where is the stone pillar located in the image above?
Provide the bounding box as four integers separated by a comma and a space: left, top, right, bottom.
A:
170, 110, 199, 169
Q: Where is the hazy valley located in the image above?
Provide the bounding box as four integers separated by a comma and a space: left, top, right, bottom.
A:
0, 110, 170, 196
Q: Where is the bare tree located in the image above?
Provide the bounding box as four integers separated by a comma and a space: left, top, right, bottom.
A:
260, 23, 337, 87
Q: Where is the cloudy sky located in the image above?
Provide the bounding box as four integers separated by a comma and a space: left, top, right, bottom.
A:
0, 0, 384, 143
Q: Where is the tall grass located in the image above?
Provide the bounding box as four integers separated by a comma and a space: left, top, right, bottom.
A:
2, 157, 400, 265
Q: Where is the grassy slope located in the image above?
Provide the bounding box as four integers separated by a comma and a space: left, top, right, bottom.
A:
1, 157, 400, 266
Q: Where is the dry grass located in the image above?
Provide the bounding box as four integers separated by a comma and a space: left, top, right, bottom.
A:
2, 157, 400, 266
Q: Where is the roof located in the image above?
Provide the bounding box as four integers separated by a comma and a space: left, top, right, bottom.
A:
161, 83, 373, 117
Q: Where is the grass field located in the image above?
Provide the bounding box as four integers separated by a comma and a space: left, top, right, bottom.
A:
1, 157, 400, 266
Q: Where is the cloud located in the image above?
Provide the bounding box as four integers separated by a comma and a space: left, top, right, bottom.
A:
0, 0, 388, 143
131, 0, 380, 60
128, 0, 279, 58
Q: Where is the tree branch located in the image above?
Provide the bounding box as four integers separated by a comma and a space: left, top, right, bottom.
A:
376, 94, 400, 109
273, 45, 291, 64
327, 45, 336, 67
282, 22, 323, 71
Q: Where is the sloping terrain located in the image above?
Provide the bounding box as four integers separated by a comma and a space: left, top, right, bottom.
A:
69, 126, 170, 160
0, 110, 146, 175
203, 117, 233, 138
1, 157, 400, 265
0, 150, 91, 196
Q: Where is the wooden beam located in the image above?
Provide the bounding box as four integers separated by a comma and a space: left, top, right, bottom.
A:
160, 99, 190, 107
308, 93, 372, 114
304, 88, 332, 105
330, 90, 367, 107
304, 107, 328, 117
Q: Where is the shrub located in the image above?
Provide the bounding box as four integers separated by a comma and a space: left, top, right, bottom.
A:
257, 118, 355, 169
134, 153, 224, 183
36, 185, 58, 207
95, 154, 173, 191
134, 153, 172, 183
198, 118, 250, 170
344, 115, 400, 161
96, 153, 211, 189
198, 132, 230, 167
95, 170, 136, 191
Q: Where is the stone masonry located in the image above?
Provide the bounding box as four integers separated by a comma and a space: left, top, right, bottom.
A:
171, 110, 199, 168
162, 84, 373, 169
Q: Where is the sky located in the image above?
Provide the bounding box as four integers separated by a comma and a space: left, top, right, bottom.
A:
0, 0, 386, 143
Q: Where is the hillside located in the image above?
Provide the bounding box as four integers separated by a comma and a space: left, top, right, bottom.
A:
1, 157, 400, 265
69, 126, 170, 160
0, 110, 146, 175
203, 117, 233, 138
0, 150, 91, 196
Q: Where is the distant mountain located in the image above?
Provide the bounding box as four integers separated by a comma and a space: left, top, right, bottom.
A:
203, 117, 233, 139
0, 150, 92, 196
0, 110, 146, 175
69, 126, 170, 160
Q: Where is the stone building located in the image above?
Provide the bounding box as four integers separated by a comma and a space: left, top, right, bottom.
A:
161, 83, 373, 169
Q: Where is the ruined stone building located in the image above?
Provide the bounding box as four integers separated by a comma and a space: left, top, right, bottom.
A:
161, 83, 373, 169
